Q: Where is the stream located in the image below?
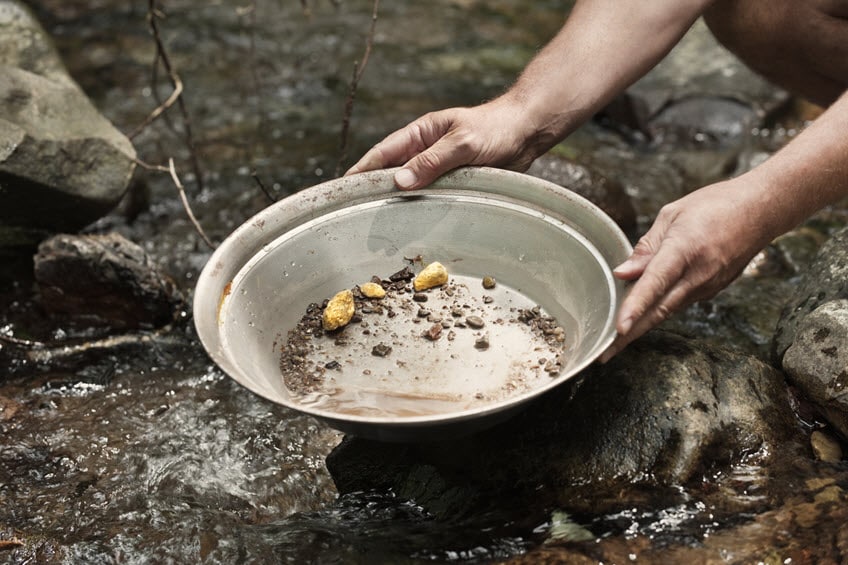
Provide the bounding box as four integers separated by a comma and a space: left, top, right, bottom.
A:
2, 0, 847, 563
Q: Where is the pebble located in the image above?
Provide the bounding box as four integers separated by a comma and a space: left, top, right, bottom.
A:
482, 276, 496, 289
413, 293, 428, 302
413, 261, 448, 291
359, 282, 387, 299
372, 343, 392, 357
322, 289, 355, 330
466, 315, 485, 329
474, 335, 490, 350
425, 323, 443, 341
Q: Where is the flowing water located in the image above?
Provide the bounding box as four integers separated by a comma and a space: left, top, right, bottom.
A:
2, 0, 846, 563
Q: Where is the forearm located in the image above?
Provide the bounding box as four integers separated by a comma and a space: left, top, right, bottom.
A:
501, 0, 714, 145
741, 90, 848, 238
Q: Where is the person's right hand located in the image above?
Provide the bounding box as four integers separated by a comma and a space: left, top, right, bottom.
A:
345, 98, 553, 190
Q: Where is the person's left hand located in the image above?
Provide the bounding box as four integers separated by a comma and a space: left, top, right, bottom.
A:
599, 176, 776, 362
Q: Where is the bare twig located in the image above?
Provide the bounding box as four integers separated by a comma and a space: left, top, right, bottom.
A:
146, 0, 205, 192
0, 333, 44, 349
336, 0, 380, 176
252, 171, 276, 203
128, 73, 183, 140
168, 158, 214, 249
131, 156, 169, 173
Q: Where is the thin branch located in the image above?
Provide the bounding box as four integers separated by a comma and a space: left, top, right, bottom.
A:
168, 158, 214, 249
252, 171, 276, 203
0, 333, 44, 349
336, 0, 380, 176
131, 156, 169, 173
128, 73, 183, 140
146, 0, 205, 192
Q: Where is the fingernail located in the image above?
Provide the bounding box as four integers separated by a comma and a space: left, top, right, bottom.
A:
619, 316, 633, 336
395, 168, 418, 189
613, 259, 636, 274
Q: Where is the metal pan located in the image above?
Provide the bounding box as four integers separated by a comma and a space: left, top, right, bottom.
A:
194, 167, 632, 441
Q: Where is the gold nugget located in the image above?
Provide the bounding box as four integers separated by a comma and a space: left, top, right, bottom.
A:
413, 261, 448, 291
359, 282, 386, 299
322, 289, 355, 330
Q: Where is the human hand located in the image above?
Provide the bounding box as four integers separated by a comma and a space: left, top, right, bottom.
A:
598, 177, 776, 362
345, 97, 554, 190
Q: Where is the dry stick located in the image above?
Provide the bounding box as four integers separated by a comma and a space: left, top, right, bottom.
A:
335, 0, 380, 176
237, 1, 274, 202
145, 5, 179, 137
168, 158, 214, 249
130, 157, 214, 247
128, 73, 183, 140
252, 171, 276, 203
147, 0, 205, 193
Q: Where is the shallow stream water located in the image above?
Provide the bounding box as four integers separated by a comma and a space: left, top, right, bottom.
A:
2, 1, 847, 562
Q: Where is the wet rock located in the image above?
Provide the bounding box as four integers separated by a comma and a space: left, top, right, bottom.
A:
810, 430, 843, 463
509, 483, 848, 564
783, 300, 848, 439
33, 233, 183, 330
773, 227, 848, 363
528, 154, 637, 236
0, 395, 19, 420
0, 2, 136, 250
327, 331, 802, 518
601, 19, 790, 143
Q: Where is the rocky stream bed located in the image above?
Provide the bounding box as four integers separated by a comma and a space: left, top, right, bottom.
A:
2, 1, 848, 563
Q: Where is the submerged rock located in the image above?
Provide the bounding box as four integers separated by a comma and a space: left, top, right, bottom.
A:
0, 1, 136, 249
33, 233, 183, 330
327, 331, 803, 519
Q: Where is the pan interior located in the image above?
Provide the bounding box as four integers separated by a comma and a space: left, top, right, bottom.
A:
219, 192, 615, 423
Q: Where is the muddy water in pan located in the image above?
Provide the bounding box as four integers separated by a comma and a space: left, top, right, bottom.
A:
280, 273, 573, 417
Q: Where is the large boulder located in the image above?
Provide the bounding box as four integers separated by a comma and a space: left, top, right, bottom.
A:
0, 1, 136, 249
327, 331, 803, 519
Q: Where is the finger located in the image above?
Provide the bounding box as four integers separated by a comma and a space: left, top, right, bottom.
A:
614, 243, 687, 335
395, 132, 477, 190
347, 113, 452, 176
345, 127, 422, 176
613, 226, 669, 280
613, 252, 652, 280
598, 276, 693, 363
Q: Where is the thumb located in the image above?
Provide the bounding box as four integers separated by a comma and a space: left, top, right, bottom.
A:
394, 135, 476, 190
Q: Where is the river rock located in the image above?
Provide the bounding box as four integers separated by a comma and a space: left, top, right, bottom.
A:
527, 154, 637, 236
509, 479, 848, 564
773, 226, 848, 363
601, 19, 790, 143
327, 331, 802, 518
783, 300, 848, 439
33, 233, 183, 330
0, 1, 136, 249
